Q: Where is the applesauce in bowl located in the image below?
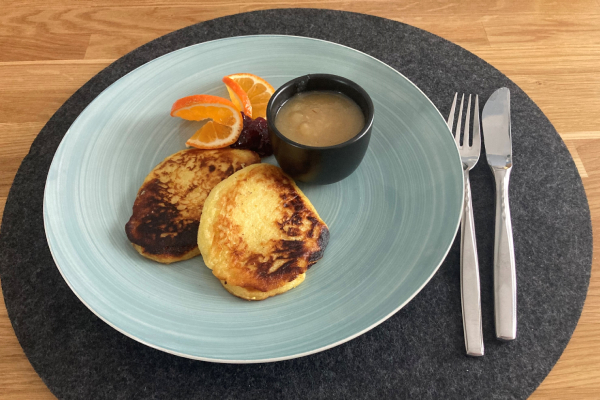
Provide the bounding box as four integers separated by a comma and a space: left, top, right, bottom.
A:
274, 91, 365, 147
267, 74, 374, 185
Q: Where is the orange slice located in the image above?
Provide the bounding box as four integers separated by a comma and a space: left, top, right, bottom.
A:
170, 94, 243, 149
223, 73, 275, 119
222, 77, 253, 118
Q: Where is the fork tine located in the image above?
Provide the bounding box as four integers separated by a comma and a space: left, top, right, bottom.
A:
447, 92, 458, 129
454, 94, 465, 146
464, 94, 472, 147
472, 95, 481, 151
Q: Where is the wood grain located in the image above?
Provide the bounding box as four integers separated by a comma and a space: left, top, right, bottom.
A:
563, 141, 588, 178
0, 33, 90, 62
240, 0, 600, 15
0, 6, 240, 37
0, 61, 112, 124
0, 1, 599, 399
85, 33, 162, 59
0, 123, 45, 200
483, 15, 600, 47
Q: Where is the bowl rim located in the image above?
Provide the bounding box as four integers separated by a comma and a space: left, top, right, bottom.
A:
266, 73, 375, 150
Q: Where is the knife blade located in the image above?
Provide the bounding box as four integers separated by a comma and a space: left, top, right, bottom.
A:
482, 88, 517, 341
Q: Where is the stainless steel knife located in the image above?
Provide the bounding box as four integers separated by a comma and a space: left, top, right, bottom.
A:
481, 88, 517, 341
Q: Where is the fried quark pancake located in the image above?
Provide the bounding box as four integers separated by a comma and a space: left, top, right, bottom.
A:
125, 148, 260, 264
198, 163, 329, 300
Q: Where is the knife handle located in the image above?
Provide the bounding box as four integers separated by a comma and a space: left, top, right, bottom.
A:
492, 167, 517, 341
461, 170, 484, 356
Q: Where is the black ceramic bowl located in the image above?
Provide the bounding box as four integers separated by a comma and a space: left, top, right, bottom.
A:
266, 74, 374, 184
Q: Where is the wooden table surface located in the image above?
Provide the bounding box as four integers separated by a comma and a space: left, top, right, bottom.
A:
1, 0, 599, 398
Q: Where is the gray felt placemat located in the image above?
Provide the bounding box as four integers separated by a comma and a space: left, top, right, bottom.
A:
0, 9, 592, 400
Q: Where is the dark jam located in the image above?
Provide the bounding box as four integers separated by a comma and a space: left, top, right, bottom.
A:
230, 113, 273, 157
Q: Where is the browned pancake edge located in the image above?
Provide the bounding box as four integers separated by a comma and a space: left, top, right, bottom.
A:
125, 148, 260, 263
202, 164, 329, 293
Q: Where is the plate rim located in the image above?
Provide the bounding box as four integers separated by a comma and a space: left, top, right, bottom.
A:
43, 34, 464, 363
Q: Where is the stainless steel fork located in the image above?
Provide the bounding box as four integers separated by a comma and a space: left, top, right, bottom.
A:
447, 93, 484, 357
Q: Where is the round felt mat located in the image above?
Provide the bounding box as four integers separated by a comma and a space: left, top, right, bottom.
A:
0, 9, 592, 400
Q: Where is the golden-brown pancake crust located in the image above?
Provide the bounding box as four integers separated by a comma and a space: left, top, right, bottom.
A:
125, 148, 260, 263
199, 163, 329, 297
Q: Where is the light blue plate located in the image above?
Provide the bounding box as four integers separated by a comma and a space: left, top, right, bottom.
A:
44, 35, 463, 363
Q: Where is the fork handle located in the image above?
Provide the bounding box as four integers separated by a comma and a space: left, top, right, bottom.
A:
461, 169, 484, 356
492, 167, 517, 341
